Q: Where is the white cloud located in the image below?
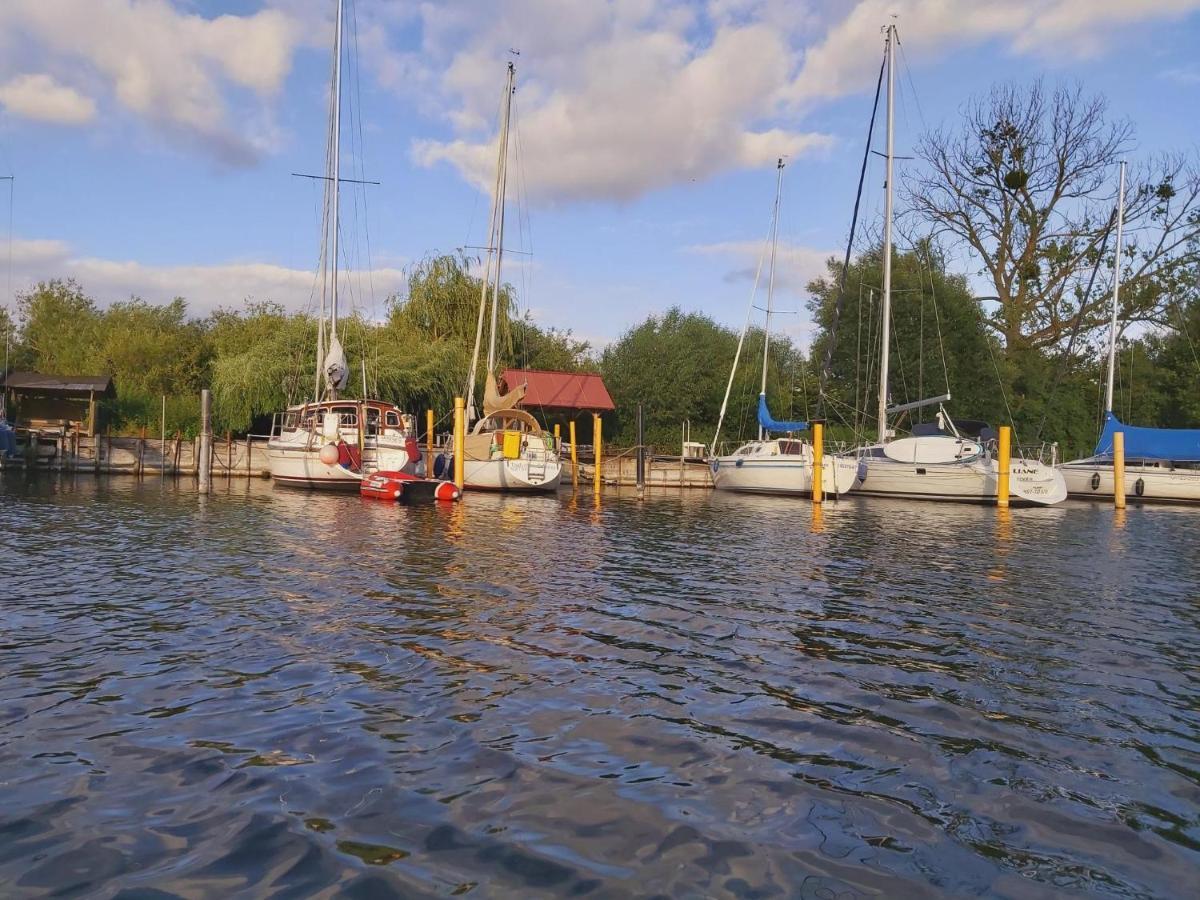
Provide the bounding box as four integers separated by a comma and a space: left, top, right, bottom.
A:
789, 0, 1200, 104
6, 237, 407, 318
690, 240, 835, 297
397, 1, 832, 203
0, 73, 96, 125
0, 0, 306, 164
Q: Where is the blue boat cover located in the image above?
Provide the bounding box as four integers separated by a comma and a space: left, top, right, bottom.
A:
1094, 411, 1200, 461
758, 393, 808, 433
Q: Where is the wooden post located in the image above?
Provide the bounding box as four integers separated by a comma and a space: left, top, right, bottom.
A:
199, 389, 212, 494
138, 425, 146, 477
93, 428, 101, 474
569, 419, 578, 487
226, 430, 233, 473
636, 404, 645, 500
812, 420, 824, 505
996, 425, 1011, 509
453, 396, 465, 490
1113, 430, 1126, 510
173, 431, 182, 475
245, 435, 252, 477
593, 412, 602, 497
426, 409, 434, 455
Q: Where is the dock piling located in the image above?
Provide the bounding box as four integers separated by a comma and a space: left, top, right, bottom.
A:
453, 396, 465, 490
593, 413, 602, 498
812, 420, 824, 505
636, 404, 645, 500
199, 389, 212, 494
1113, 430, 1126, 509
569, 420, 578, 487
997, 425, 1011, 508
426, 409, 434, 457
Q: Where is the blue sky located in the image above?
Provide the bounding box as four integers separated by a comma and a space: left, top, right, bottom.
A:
1, 0, 1198, 351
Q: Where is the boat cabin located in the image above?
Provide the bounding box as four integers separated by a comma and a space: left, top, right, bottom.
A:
275, 400, 413, 437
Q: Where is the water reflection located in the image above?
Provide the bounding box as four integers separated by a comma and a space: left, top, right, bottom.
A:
0, 474, 1197, 897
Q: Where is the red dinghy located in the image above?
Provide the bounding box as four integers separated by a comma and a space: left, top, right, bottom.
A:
361, 471, 461, 504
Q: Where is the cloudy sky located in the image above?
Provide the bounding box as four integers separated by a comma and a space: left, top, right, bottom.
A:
1, 0, 1198, 348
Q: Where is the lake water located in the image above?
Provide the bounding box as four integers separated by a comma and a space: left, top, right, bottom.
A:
1, 475, 1198, 898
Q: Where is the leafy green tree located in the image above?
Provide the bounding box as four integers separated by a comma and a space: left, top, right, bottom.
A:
808, 245, 1004, 441
17, 279, 101, 375
600, 307, 806, 449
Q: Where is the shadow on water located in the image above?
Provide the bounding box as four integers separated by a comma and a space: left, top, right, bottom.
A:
1, 473, 1198, 897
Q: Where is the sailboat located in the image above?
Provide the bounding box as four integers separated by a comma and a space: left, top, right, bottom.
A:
460, 62, 562, 492
1059, 161, 1200, 502
267, 0, 419, 489
711, 159, 859, 496
846, 24, 1066, 506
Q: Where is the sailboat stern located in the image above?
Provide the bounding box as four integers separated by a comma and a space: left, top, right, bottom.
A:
1006, 459, 1068, 506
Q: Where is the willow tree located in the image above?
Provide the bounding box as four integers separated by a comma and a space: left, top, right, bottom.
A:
906, 81, 1200, 354
389, 253, 515, 358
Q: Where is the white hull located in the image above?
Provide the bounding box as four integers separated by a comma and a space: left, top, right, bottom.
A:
712, 455, 858, 496
463, 456, 562, 492
268, 441, 415, 489
1060, 459, 1200, 503
852, 457, 1067, 505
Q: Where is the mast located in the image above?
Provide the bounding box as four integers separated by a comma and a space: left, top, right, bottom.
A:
876, 23, 896, 445
486, 61, 515, 378
1104, 160, 1127, 414
465, 62, 514, 420
329, 0, 343, 344
759, 157, 784, 441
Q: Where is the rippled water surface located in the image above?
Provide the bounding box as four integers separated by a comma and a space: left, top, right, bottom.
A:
2, 475, 1198, 898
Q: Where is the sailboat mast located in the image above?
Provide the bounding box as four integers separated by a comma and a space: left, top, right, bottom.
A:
876, 24, 896, 446
759, 158, 784, 441
486, 62, 515, 378
329, 0, 343, 343
1104, 160, 1127, 414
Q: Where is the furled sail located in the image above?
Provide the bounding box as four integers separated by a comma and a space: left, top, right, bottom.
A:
1094, 411, 1200, 461
482, 371, 526, 416
324, 334, 349, 394
758, 393, 807, 433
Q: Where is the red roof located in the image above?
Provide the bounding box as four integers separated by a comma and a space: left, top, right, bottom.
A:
500, 368, 615, 412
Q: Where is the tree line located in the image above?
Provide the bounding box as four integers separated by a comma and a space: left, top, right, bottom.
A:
3, 81, 1198, 456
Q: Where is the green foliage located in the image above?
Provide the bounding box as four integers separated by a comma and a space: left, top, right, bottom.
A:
18, 279, 101, 375
809, 244, 1004, 441
512, 315, 594, 372
599, 307, 806, 449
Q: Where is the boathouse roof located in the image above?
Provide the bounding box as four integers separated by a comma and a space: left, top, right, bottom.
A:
2, 372, 115, 396
500, 368, 615, 412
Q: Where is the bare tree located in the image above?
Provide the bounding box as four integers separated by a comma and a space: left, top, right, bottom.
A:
905, 81, 1200, 353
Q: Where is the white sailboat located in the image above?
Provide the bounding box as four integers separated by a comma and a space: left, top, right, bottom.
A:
847, 24, 1066, 506
1059, 161, 1200, 502
461, 62, 562, 493
711, 159, 859, 497
268, 0, 419, 489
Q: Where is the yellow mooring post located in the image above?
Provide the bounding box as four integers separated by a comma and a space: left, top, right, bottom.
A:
997, 425, 1011, 508
1113, 430, 1126, 509
554, 423, 561, 451
593, 412, 602, 497
453, 397, 465, 490
812, 420, 824, 505
569, 420, 578, 487
426, 409, 434, 456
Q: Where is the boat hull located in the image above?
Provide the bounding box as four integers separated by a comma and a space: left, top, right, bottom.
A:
463, 457, 562, 492
1060, 460, 1200, 503
852, 456, 1067, 505
267, 442, 415, 490
712, 456, 858, 496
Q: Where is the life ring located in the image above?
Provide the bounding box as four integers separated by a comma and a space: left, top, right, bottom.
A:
1135, 477, 1145, 497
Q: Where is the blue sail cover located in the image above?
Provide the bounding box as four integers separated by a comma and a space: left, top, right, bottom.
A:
758, 393, 808, 433
1094, 412, 1200, 461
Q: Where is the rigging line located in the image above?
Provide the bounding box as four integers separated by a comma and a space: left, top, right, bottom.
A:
889, 294, 910, 406
1173, 301, 1200, 374
350, 0, 381, 396
1032, 206, 1118, 441
818, 47, 885, 414
919, 248, 951, 395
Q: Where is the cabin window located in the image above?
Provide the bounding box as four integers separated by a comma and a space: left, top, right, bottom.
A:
385, 411, 401, 428
778, 440, 804, 455
332, 406, 358, 426
283, 412, 300, 430
365, 407, 380, 435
